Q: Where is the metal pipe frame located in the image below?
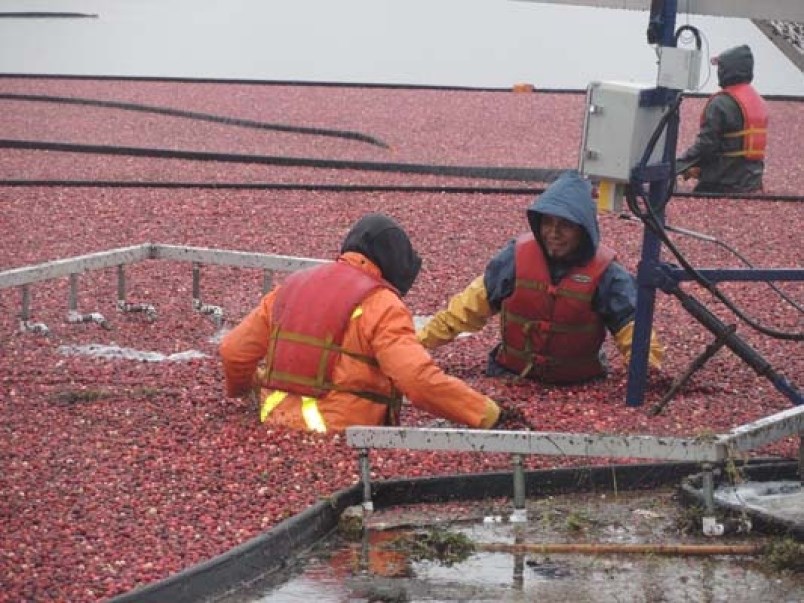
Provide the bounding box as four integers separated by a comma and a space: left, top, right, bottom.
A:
0, 243, 329, 334
0, 244, 151, 289
667, 267, 804, 284
347, 405, 804, 467
347, 427, 726, 462
0, 243, 328, 291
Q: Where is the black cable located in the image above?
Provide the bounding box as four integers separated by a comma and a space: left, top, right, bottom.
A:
3, 74, 804, 101
675, 25, 702, 50
0, 180, 549, 195
0, 138, 564, 182
0, 93, 389, 148
619, 213, 804, 314
626, 94, 804, 340
626, 184, 804, 341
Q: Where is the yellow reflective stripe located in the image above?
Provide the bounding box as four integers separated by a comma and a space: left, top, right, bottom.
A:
351, 306, 363, 319
260, 391, 287, 422
724, 127, 767, 138
722, 149, 765, 158
261, 391, 327, 432
301, 396, 327, 433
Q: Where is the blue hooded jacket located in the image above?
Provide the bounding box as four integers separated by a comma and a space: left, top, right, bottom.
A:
483, 171, 638, 375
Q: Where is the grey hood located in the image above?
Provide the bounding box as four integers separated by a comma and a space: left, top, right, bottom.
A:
716, 44, 754, 87
526, 170, 599, 266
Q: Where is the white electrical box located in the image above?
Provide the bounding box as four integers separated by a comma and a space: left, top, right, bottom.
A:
578, 81, 667, 183
657, 46, 702, 90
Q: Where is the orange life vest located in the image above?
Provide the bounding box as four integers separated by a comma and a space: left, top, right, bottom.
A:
495, 235, 615, 383
262, 261, 401, 409
703, 83, 768, 160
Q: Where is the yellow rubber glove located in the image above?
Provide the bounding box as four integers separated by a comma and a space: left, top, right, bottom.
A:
417, 276, 494, 349
614, 321, 664, 369
478, 397, 501, 429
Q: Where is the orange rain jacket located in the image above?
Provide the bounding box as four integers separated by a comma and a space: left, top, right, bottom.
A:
220, 252, 499, 432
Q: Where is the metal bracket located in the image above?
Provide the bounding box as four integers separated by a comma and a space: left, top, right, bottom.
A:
650, 324, 736, 416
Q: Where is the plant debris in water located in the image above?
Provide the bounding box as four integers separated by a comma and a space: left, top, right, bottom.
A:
337, 506, 365, 541
763, 537, 804, 572
388, 528, 475, 566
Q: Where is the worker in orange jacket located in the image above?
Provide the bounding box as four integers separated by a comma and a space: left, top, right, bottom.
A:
220, 213, 501, 433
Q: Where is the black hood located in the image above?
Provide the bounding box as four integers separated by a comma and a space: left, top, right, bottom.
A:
717, 44, 753, 87
340, 213, 422, 296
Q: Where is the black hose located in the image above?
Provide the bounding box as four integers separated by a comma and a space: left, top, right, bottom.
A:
0, 180, 549, 195
0, 138, 563, 182
625, 89, 803, 341
0, 93, 389, 148
626, 184, 804, 341
619, 213, 804, 314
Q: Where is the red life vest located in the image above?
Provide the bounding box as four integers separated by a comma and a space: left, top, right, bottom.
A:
495, 235, 615, 383
703, 83, 768, 160
262, 261, 400, 408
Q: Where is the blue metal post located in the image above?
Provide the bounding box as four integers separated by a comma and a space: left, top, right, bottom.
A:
626, 0, 678, 406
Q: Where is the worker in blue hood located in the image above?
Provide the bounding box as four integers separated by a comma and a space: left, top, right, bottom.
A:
417, 170, 663, 383
678, 44, 768, 193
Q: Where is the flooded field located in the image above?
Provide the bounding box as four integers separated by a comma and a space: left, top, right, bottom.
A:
219, 489, 804, 602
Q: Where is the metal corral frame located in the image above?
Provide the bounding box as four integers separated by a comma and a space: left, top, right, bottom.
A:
0, 243, 328, 330
2, 246, 802, 534
348, 407, 804, 531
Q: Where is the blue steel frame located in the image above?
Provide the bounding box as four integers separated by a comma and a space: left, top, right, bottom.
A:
624, 0, 804, 407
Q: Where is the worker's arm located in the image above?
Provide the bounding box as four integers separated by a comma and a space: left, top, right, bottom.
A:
367, 291, 500, 428
219, 291, 275, 397
416, 276, 494, 349
596, 263, 664, 369
613, 320, 664, 369
678, 96, 730, 164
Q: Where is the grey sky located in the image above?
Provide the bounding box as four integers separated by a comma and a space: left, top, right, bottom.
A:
0, 0, 802, 94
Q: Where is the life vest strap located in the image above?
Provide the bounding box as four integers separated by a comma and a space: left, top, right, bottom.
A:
724, 127, 767, 138
503, 308, 599, 334
514, 278, 593, 302
266, 369, 401, 406
500, 342, 600, 367
272, 329, 380, 366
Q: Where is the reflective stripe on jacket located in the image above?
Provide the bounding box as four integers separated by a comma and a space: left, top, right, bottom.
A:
494, 235, 615, 383
220, 252, 496, 432
704, 83, 768, 160
261, 261, 402, 430
259, 391, 328, 433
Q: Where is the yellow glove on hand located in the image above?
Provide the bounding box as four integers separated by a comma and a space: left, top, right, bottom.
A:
478, 397, 501, 429
614, 321, 664, 369
417, 276, 493, 349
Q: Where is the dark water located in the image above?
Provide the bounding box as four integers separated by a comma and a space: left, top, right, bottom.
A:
219, 490, 804, 603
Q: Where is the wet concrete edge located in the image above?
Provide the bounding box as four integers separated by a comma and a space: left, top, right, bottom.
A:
108, 458, 797, 603
680, 461, 803, 539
